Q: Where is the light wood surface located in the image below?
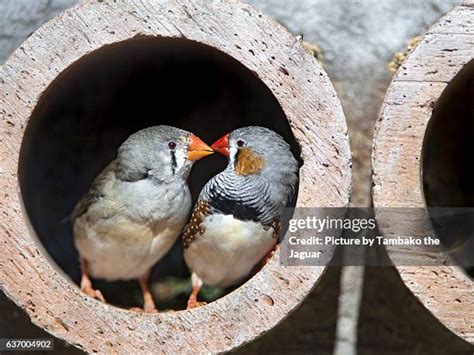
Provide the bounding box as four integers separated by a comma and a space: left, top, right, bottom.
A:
373, 4, 474, 344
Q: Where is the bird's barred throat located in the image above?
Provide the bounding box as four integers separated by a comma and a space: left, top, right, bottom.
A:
202, 173, 278, 226
235, 148, 265, 176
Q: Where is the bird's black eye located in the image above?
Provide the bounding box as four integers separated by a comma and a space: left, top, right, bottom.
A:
168, 141, 177, 150
236, 139, 245, 148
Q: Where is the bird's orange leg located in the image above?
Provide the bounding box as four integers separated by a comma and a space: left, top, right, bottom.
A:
138, 271, 157, 313
80, 259, 106, 303
186, 273, 206, 310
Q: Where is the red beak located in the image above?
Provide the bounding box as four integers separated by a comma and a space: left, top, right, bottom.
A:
211, 133, 230, 157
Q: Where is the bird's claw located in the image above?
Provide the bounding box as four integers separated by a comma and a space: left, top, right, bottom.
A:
144, 305, 158, 313
82, 286, 106, 303
129, 306, 158, 313
187, 300, 207, 310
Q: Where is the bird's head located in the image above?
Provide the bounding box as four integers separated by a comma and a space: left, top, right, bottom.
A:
212, 126, 299, 188
116, 125, 213, 183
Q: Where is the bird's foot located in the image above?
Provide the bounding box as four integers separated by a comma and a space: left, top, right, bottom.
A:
137, 272, 158, 313
129, 306, 158, 314
80, 259, 106, 303
186, 273, 205, 310
144, 303, 158, 313
81, 284, 106, 303
187, 299, 207, 310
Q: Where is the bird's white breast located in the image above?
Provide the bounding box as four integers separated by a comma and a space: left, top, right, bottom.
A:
74, 179, 191, 281
184, 214, 276, 287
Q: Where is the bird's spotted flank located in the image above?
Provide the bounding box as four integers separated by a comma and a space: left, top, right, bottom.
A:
183, 200, 210, 249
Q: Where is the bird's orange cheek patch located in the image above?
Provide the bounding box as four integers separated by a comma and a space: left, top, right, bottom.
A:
235, 148, 265, 176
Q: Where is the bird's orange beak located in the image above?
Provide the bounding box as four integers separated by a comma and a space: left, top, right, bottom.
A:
188, 134, 214, 161
211, 133, 230, 157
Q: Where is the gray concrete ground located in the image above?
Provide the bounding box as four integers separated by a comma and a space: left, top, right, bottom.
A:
1, 0, 472, 354
0, 0, 78, 63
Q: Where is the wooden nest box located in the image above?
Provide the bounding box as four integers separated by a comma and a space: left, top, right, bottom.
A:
373, 2, 474, 345
0, 0, 351, 352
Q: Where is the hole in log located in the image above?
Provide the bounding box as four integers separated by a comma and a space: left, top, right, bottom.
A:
422, 59, 474, 278
18, 37, 301, 310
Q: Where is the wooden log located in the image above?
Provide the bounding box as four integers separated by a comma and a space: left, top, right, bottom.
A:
373, 4, 474, 344
0, 0, 351, 352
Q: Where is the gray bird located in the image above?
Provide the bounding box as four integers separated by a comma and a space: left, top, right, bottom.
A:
72, 125, 213, 312
182, 126, 298, 309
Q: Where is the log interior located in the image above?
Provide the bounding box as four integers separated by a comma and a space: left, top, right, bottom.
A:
18, 36, 300, 309
422, 59, 474, 277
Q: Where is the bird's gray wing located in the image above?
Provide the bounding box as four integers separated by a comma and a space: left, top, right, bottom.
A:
71, 161, 117, 221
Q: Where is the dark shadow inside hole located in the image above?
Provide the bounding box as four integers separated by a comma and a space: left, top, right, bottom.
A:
18, 37, 301, 309
422, 59, 474, 278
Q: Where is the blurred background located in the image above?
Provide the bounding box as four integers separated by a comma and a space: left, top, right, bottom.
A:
0, 0, 472, 353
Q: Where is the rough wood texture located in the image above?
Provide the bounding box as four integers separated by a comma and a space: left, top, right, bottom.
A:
373, 5, 473, 344
0, 0, 351, 352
